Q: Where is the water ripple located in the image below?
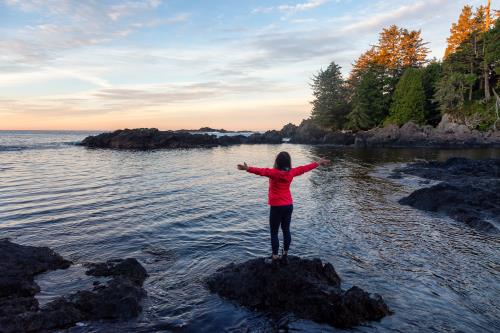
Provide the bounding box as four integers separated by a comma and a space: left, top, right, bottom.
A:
0, 132, 499, 332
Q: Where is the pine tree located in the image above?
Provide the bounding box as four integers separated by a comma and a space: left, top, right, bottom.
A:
422, 61, 443, 125
445, 6, 477, 58
310, 62, 350, 130
347, 66, 387, 130
434, 70, 466, 115
349, 25, 429, 117
485, 19, 500, 89
387, 68, 427, 125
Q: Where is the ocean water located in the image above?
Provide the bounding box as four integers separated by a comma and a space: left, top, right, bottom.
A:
0, 130, 499, 333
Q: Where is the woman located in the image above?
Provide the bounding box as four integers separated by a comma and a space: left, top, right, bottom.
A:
237, 151, 330, 264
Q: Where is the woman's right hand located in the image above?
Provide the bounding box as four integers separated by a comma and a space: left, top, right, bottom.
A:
318, 158, 331, 166
237, 162, 248, 170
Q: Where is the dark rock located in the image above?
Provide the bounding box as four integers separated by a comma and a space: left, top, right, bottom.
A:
354, 119, 500, 148
81, 128, 220, 149
0, 239, 71, 299
323, 131, 355, 145
206, 256, 391, 328
245, 130, 283, 144
63, 276, 146, 320
85, 258, 148, 285
395, 157, 500, 181
217, 135, 246, 146
0, 240, 148, 332
81, 128, 283, 149
197, 127, 229, 133
286, 119, 355, 145
396, 158, 500, 233
289, 119, 329, 144
399, 182, 499, 233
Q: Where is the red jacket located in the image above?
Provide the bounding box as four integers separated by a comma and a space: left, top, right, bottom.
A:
247, 162, 319, 206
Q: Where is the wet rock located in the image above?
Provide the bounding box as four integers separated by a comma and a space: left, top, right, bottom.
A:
206, 256, 391, 328
85, 258, 148, 285
217, 135, 246, 146
286, 119, 355, 145
245, 130, 283, 144
394, 157, 500, 181
81, 128, 286, 149
354, 119, 500, 148
81, 128, 220, 149
0, 239, 71, 299
399, 182, 499, 233
0, 240, 148, 332
396, 158, 500, 233
62, 276, 146, 320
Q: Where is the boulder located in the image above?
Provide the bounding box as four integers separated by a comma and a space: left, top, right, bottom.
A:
396, 158, 500, 233
245, 130, 283, 144
0, 240, 148, 333
206, 256, 391, 328
289, 119, 329, 144
354, 119, 499, 148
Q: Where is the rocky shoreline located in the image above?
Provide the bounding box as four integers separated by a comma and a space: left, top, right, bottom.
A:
0, 239, 148, 332
206, 256, 391, 328
80, 117, 500, 149
1, 239, 391, 331
394, 158, 500, 233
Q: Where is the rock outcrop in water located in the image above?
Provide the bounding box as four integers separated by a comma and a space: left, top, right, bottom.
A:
81, 128, 221, 149
81, 116, 500, 149
394, 158, 500, 233
206, 256, 391, 328
354, 117, 500, 148
0, 239, 148, 332
80, 128, 288, 149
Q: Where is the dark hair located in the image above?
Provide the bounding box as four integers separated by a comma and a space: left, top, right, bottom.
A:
274, 151, 291, 171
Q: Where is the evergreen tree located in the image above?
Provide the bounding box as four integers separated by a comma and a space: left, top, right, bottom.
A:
387, 68, 427, 125
422, 61, 443, 125
310, 62, 350, 130
348, 25, 429, 127
445, 6, 477, 58
485, 19, 500, 90
434, 69, 467, 115
347, 66, 386, 130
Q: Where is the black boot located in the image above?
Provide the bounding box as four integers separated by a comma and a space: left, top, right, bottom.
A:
281, 249, 288, 265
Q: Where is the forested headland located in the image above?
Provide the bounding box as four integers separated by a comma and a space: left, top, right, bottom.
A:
310, 2, 500, 133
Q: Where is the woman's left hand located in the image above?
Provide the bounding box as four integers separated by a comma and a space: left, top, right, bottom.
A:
237, 162, 249, 170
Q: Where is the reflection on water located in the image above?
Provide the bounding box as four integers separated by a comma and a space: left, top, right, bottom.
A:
1, 131, 499, 332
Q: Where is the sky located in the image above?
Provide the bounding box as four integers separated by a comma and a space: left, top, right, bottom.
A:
0, 0, 493, 131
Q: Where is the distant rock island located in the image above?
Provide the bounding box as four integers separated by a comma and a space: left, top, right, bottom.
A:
80, 118, 500, 149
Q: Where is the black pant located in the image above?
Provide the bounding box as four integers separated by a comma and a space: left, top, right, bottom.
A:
269, 205, 293, 255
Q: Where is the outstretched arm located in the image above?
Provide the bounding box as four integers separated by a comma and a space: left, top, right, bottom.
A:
237, 162, 275, 178
290, 158, 330, 177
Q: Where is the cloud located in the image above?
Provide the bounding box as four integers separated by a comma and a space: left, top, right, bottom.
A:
252, 6, 274, 14
342, 0, 447, 33
252, 0, 330, 15
108, 0, 162, 21
278, 0, 330, 14
0, 67, 110, 88
1, 0, 187, 66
